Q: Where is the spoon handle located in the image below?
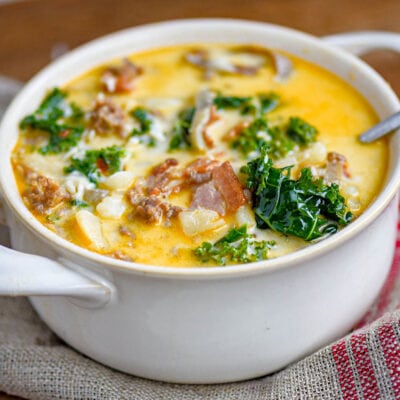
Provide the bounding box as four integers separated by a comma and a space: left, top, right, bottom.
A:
359, 110, 400, 143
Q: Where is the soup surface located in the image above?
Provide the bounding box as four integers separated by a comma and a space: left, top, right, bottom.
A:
12, 44, 388, 267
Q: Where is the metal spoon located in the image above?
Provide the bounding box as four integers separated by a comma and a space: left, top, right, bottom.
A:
359, 111, 400, 143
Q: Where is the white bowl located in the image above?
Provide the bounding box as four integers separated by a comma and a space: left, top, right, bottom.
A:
1, 19, 400, 383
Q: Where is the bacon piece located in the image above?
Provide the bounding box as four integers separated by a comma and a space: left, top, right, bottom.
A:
223, 121, 250, 141
203, 105, 220, 148
211, 162, 246, 213
22, 170, 69, 214
90, 99, 125, 136
191, 181, 226, 215
101, 59, 143, 93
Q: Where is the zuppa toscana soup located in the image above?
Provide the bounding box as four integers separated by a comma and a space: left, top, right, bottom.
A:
12, 44, 388, 267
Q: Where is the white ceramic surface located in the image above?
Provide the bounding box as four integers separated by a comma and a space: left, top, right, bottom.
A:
0, 20, 400, 383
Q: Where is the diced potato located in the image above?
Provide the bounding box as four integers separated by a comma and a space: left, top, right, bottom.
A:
235, 205, 256, 230
96, 196, 126, 219
75, 210, 107, 249
179, 209, 225, 236
104, 171, 135, 190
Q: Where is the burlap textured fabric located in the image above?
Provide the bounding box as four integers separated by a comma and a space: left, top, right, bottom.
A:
0, 295, 399, 400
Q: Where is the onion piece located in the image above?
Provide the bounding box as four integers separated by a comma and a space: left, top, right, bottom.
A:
271, 52, 293, 81
185, 47, 293, 80
189, 89, 215, 151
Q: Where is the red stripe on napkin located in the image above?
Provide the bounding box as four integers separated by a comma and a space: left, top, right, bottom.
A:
350, 333, 380, 399
378, 323, 400, 398
332, 339, 358, 399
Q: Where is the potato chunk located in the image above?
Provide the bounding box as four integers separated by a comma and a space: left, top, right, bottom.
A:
75, 210, 107, 249
179, 209, 225, 236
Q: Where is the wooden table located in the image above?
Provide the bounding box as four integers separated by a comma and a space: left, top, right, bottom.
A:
0, 0, 399, 398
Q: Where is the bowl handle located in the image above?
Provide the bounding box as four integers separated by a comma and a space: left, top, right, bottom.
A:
323, 31, 400, 56
0, 244, 113, 308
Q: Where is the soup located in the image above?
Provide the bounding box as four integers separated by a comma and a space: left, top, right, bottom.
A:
12, 44, 388, 267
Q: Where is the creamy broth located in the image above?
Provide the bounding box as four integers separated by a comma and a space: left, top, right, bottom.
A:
12, 44, 387, 267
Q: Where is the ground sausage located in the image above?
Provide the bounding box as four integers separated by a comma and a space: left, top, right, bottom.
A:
127, 191, 182, 225
23, 172, 69, 214
90, 99, 125, 136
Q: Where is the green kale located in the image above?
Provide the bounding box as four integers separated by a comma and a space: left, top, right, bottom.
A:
169, 107, 195, 151
214, 93, 279, 116
194, 225, 274, 266
287, 117, 318, 145
240, 150, 353, 241
131, 107, 152, 134
267, 125, 295, 159
231, 118, 270, 157
64, 145, 125, 185
230, 114, 318, 160
214, 95, 253, 111
130, 107, 157, 147
20, 88, 85, 154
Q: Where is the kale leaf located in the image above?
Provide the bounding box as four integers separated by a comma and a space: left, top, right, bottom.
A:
130, 107, 156, 147
214, 93, 279, 116
240, 150, 353, 241
64, 145, 125, 185
131, 107, 152, 134
214, 95, 253, 112
231, 118, 270, 156
20, 88, 85, 154
194, 225, 274, 266
230, 115, 317, 160
169, 107, 195, 151
287, 117, 318, 145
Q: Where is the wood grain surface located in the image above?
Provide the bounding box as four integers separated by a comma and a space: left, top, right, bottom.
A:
0, 0, 400, 398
